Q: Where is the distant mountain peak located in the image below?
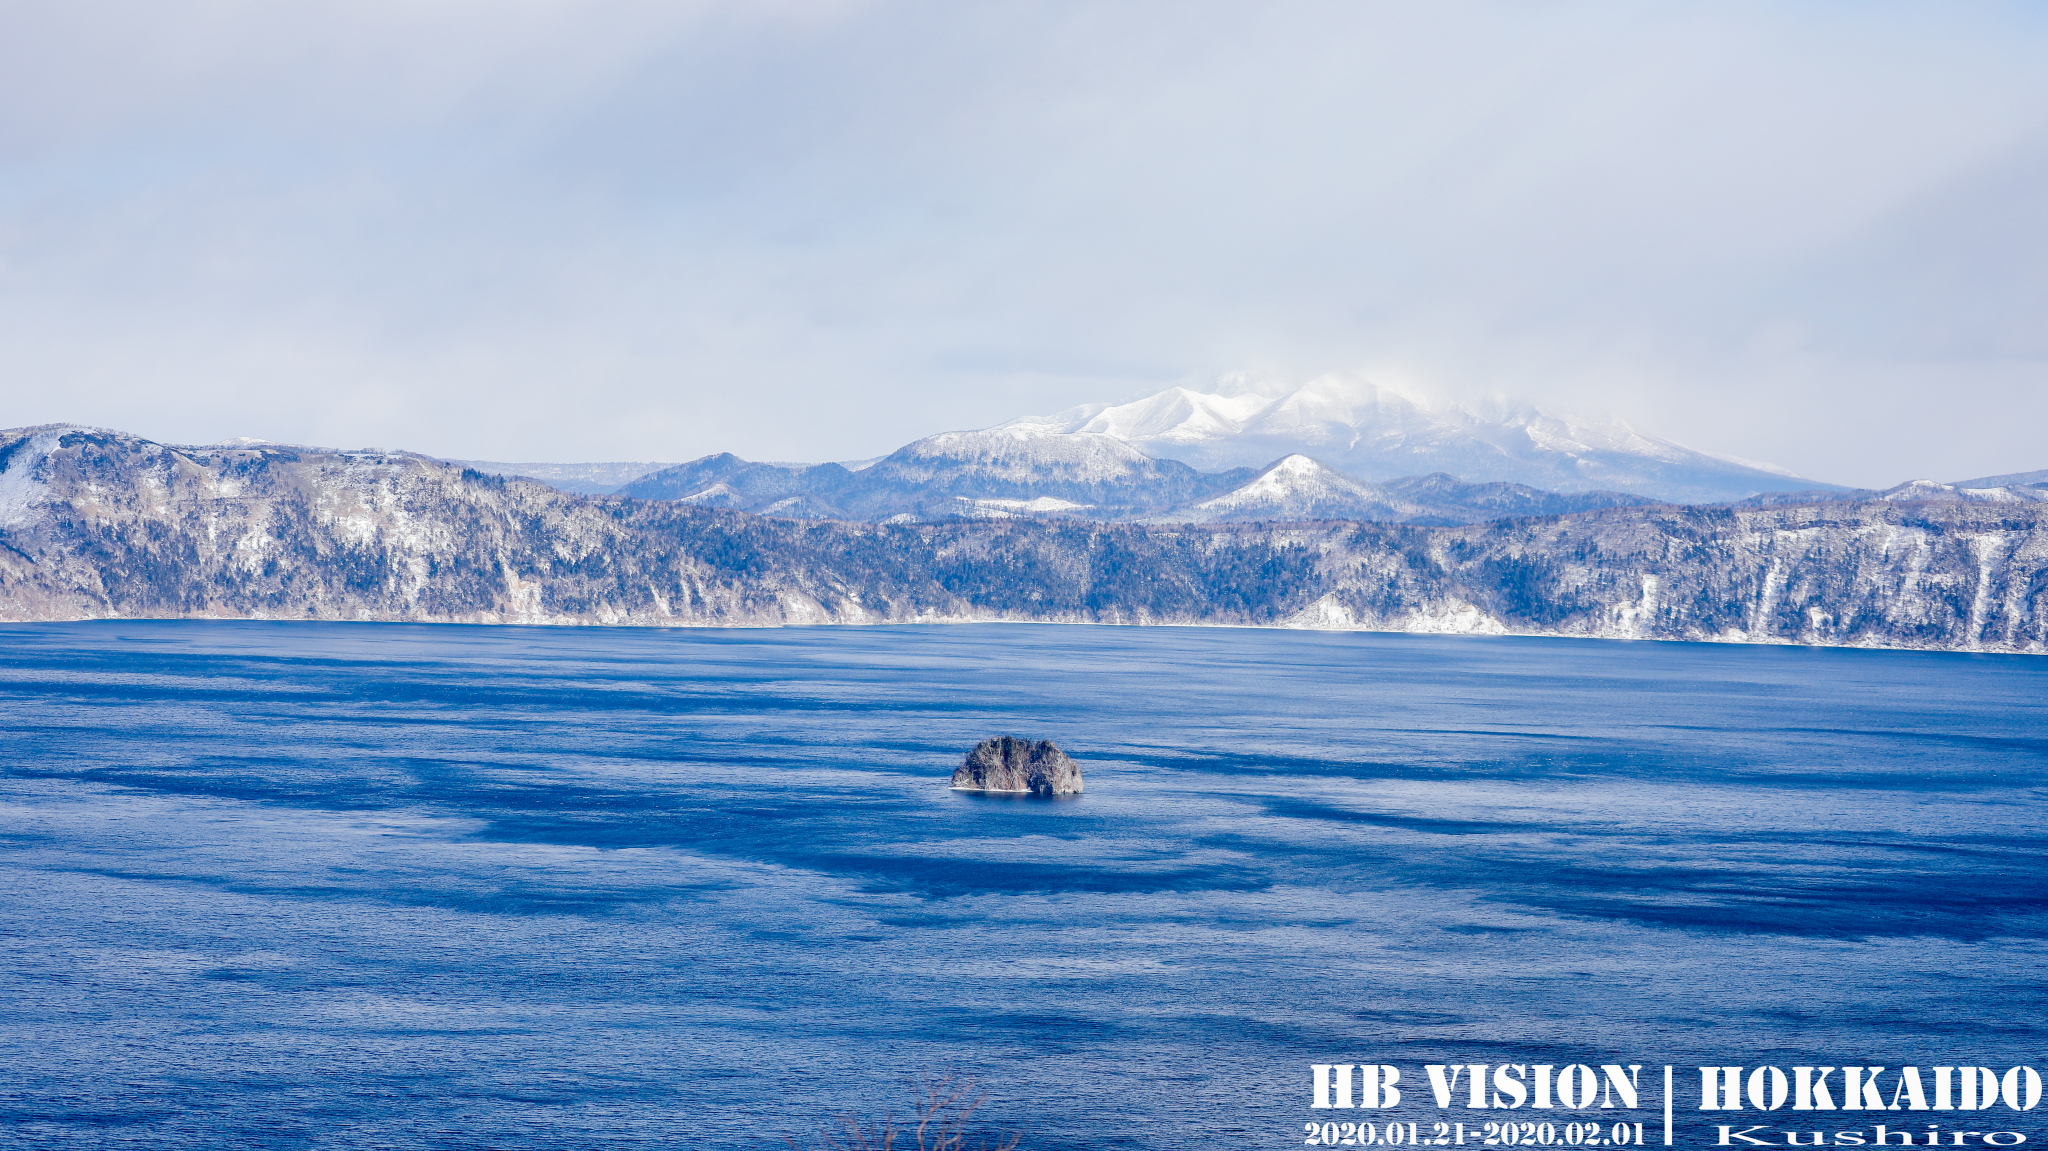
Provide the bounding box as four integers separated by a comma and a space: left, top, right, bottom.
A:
1172, 453, 1401, 523
1948, 468, 2048, 490
1003, 374, 1828, 503
1209, 454, 1357, 503
448, 459, 681, 494
1881, 478, 2048, 505
885, 427, 1158, 479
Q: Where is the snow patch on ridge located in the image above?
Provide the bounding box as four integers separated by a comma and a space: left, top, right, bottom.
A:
1881, 479, 2048, 505
678, 483, 750, 508
956, 495, 1095, 517
0, 431, 62, 528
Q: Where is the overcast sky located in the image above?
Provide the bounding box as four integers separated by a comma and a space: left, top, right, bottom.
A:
2, 1, 2044, 486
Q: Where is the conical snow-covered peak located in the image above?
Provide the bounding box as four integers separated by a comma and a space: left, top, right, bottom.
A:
1163, 452, 1420, 523
1229, 454, 1362, 498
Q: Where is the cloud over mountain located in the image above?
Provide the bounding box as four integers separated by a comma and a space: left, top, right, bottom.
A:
2, 5, 2045, 484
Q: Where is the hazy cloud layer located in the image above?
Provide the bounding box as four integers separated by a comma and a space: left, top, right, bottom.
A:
2, 1, 2044, 486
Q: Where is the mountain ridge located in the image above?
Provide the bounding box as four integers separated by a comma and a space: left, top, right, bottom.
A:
446, 459, 678, 494
614, 433, 1656, 526
3, 424, 2046, 654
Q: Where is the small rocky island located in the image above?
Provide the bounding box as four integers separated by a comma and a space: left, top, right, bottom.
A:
950, 737, 1085, 796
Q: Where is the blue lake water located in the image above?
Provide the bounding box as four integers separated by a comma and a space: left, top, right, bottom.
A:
1, 621, 2045, 1150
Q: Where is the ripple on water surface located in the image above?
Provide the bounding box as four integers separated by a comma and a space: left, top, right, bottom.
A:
2, 621, 2045, 1149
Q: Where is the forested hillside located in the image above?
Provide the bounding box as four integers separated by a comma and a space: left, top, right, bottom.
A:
3, 425, 2045, 653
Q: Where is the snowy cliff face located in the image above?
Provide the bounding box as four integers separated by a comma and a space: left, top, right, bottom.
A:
0, 428, 63, 528
1004, 374, 1828, 502
0, 426, 834, 627
2, 425, 2046, 653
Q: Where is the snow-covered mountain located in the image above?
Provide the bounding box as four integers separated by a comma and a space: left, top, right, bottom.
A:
1738, 476, 2048, 508
1158, 456, 1428, 523
1941, 470, 2048, 494
11, 423, 2048, 654
617, 433, 1655, 526
1151, 455, 1657, 525
1002, 373, 1832, 503
848, 428, 1238, 512
621, 429, 1254, 520
1880, 479, 2048, 505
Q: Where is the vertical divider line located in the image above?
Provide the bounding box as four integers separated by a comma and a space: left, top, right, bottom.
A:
1664, 1065, 1674, 1146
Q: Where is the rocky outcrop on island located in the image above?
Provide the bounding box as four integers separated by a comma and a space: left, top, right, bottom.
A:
950, 738, 1085, 795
